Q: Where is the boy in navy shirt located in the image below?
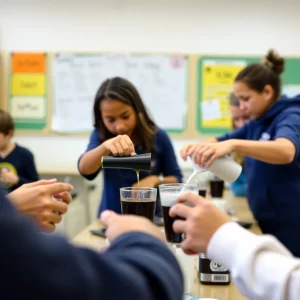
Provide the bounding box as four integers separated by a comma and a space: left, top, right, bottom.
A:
0, 109, 39, 192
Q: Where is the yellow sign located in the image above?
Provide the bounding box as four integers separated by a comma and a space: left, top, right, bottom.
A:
11, 74, 46, 96
201, 61, 245, 128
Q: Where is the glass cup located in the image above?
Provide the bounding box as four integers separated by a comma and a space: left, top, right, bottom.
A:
120, 187, 157, 222
210, 176, 226, 213
210, 176, 224, 199
196, 179, 208, 198
159, 183, 197, 244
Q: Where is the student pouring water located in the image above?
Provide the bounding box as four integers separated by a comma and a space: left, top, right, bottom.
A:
181, 49, 300, 257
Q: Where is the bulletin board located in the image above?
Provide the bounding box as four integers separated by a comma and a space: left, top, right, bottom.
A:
0, 53, 5, 110
2, 51, 299, 138
281, 58, 300, 97
196, 56, 300, 135
196, 56, 259, 135
51, 52, 190, 134
7, 52, 49, 132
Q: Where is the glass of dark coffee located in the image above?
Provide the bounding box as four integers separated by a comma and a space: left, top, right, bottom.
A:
159, 183, 198, 244
196, 179, 208, 198
210, 176, 224, 198
120, 187, 157, 222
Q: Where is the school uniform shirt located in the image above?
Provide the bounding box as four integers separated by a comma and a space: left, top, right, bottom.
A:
0, 188, 184, 300
230, 170, 247, 197
217, 94, 300, 257
208, 222, 300, 300
78, 128, 183, 216
0, 144, 39, 192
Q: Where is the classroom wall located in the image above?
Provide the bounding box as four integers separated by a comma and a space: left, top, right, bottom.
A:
1, 0, 300, 172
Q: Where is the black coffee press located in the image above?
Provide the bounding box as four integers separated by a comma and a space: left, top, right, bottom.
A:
101, 153, 151, 172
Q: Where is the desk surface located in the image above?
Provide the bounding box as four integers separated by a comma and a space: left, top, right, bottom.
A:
73, 191, 260, 300
39, 169, 80, 176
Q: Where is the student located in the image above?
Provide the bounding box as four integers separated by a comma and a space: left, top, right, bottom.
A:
0, 184, 183, 299
78, 77, 183, 217
229, 93, 250, 196
0, 109, 39, 192
8, 179, 71, 232
181, 49, 300, 257
170, 192, 300, 300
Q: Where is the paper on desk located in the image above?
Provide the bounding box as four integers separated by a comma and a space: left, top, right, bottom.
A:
201, 99, 221, 121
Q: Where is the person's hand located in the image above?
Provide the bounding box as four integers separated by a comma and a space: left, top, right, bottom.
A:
169, 192, 230, 255
193, 140, 234, 167
103, 135, 136, 156
8, 179, 73, 232
132, 175, 159, 188
0, 170, 19, 185
180, 138, 218, 161
100, 210, 164, 243
180, 143, 201, 161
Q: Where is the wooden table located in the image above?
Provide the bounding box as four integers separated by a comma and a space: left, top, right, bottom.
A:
39, 169, 80, 176
73, 191, 261, 300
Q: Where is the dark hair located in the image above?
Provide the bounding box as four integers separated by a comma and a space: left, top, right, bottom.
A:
229, 92, 240, 130
0, 109, 14, 135
93, 77, 158, 154
235, 49, 285, 100
229, 92, 245, 166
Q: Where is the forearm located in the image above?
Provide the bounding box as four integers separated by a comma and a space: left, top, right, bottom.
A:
139, 175, 179, 187
231, 138, 295, 164
206, 137, 218, 143
106, 233, 184, 299
79, 144, 110, 174
162, 175, 179, 184
3, 197, 183, 300
208, 223, 300, 300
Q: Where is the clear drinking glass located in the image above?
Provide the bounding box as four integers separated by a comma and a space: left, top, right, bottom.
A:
159, 183, 197, 244
159, 183, 197, 296
120, 187, 157, 221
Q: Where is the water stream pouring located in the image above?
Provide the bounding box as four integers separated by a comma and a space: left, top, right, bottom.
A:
181, 156, 242, 195
186, 155, 242, 184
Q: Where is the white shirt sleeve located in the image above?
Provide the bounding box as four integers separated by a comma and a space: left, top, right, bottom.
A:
207, 222, 300, 300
